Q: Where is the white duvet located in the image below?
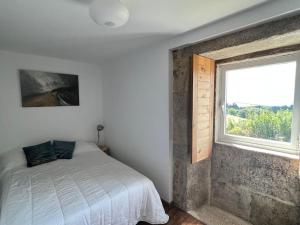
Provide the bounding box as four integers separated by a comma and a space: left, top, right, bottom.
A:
0, 142, 169, 225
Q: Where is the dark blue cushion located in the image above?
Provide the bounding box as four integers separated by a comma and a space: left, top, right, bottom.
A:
23, 141, 57, 167
53, 140, 75, 159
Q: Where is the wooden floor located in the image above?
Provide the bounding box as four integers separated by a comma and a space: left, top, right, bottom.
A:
137, 204, 205, 225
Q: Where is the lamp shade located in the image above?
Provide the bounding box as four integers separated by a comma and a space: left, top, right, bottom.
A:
97, 124, 104, 131
89, 0, 129, 28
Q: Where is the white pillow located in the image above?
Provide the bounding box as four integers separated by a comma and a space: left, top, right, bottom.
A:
0, 148, 27, 176
73, 141, 99, 156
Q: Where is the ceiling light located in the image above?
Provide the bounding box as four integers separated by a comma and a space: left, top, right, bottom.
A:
89, 0, 129, 28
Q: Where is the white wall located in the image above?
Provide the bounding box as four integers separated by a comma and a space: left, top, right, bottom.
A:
102, 0, 300, 203
102, 47, 171, 201
0, 50, 104, 153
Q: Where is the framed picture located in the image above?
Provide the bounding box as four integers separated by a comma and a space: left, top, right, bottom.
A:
19, 69, 79, 107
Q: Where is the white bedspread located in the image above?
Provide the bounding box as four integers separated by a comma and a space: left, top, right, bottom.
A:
0, 143, 169, 225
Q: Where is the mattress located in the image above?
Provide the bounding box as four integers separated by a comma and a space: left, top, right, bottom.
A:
0, 142, 169, 225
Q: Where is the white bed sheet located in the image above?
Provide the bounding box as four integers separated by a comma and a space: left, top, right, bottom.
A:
0, 143, 169, 225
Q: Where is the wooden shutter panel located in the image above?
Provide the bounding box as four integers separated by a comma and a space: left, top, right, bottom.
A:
192, 54, 215, 164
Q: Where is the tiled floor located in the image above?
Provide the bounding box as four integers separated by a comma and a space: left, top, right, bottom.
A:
189, 205, 252, 225
137, 204, 205, 225
137, 202, 252, 225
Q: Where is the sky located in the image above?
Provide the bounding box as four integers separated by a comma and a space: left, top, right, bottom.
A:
226, 61, 297, 107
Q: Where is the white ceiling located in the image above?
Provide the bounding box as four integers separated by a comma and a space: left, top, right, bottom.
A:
0, 0, 268, 63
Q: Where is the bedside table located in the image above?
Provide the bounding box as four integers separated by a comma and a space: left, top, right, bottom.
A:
97, 144, 110, 155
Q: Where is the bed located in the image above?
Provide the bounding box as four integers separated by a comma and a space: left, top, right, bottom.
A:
0, 142, 169, 225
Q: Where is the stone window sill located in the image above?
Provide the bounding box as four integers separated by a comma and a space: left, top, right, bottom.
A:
215, 141, 299, 160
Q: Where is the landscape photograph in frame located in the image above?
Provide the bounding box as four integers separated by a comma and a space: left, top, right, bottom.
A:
19, 70, 79, 107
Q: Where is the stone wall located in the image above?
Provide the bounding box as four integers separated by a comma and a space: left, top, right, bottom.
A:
212, 144, 300, 225
172, 13, 300, 222
173, 48, 210, 211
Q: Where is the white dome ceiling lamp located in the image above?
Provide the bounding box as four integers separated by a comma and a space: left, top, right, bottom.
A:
89, 0, 130, 28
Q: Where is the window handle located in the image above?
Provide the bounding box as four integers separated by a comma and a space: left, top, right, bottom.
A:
221, 103, 226, 116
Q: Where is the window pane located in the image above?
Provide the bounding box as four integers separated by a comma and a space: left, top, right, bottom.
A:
225, 61, 296, 143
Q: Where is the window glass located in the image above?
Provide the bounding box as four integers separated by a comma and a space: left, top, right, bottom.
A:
225, 61, 297, 143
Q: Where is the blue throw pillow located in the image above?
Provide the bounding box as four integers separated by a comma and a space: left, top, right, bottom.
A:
53, 140, 75, 159
23, 141, 57, 167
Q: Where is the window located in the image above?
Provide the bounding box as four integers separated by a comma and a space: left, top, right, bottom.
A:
216, 53, 300, 155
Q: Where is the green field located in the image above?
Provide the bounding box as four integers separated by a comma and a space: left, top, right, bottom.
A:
226, 104, 293, 142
